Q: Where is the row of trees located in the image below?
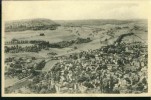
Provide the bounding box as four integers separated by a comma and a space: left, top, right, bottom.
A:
49, 37, 92, 48
5, 45, 48, 53
5, 39, 29, 45
5, 39, 49, 45
5, 37, 92, 53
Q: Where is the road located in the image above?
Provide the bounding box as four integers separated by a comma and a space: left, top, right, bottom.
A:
42, 60, 59, 71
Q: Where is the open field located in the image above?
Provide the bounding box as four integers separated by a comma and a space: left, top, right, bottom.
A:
5, 27, 79, 43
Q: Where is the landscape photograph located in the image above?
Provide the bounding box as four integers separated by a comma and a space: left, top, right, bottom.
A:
2, 1, 149, 96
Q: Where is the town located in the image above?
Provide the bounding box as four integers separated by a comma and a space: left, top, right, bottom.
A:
4, 33, 147, 94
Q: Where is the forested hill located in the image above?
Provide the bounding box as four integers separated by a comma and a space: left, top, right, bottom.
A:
5, 19, 61, 32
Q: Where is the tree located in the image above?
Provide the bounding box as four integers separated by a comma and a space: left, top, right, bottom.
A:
74, 46, 77, 50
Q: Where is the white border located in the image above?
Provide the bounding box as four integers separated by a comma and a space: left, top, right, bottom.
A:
1, 0, 151, 97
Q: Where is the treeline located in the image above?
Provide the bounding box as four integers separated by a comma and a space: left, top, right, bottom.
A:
5, 39, 49, 45
5, 45, 43, 53
5, 37, 92, 53
50, 37, 92, 48
5, 39, 29, 45
5, 41, 50, 53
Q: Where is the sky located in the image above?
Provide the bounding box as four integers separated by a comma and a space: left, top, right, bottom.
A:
2, 1, 148, 21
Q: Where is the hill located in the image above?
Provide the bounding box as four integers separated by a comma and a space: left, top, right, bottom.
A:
55, 19, 147, 27
5, 18, 60, 32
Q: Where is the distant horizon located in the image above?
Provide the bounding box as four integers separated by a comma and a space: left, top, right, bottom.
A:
5, 18, 147, 22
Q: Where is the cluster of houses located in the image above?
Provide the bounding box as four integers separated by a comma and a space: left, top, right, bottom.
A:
5, 56, 46, 80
